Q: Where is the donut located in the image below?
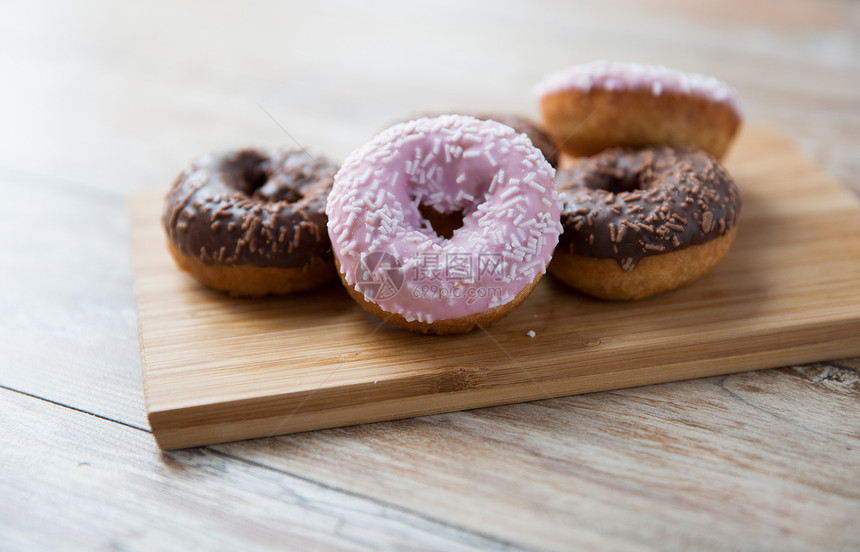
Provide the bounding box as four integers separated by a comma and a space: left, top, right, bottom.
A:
327, 115, 562, 334
406, 112, 559, 168
549, 146, 741, 300
534, 61, 742, 159
163, 148, 338, 296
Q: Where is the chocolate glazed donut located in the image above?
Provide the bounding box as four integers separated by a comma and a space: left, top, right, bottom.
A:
163, 148, 338, 296
549, 146, 741, 300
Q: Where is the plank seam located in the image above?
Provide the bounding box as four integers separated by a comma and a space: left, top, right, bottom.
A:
0, 384, 150, 433
206, 447, 542, 552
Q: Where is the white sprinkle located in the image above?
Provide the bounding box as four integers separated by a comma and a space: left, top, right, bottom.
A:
403, 132, 426, 144
484, 150, 498, 166
528, 181, 546, 193
500, 186, 518, 200
456, 190, 475, 203
527, 330, 536, 338
516, 227, 526, 242
359, 167, 372, 184
499, 196, 527, 212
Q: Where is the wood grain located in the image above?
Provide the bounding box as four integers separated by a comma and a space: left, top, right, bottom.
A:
213, 366, 860, 551
0, 182, 147, 429
130, 127, 860, 450
0, 388, 509, 552
3, 0, 859, 550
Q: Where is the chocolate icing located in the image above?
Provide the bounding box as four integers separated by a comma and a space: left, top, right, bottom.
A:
163, 148, 337, 268
557, 147, 740, 271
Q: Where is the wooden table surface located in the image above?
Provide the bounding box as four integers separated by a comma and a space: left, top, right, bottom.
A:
2, 1, 858, 550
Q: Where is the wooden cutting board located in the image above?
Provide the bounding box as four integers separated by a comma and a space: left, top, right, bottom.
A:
130, 126, 860, 450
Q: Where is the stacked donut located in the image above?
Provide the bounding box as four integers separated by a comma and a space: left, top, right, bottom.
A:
162, 61, 742, 334
535, 61, 742, 300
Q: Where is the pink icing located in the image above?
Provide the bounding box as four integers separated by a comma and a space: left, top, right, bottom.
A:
533, 61, 742, 116
327, 115, 562, 324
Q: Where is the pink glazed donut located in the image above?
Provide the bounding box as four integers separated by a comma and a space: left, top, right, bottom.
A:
327, 115, 562, 334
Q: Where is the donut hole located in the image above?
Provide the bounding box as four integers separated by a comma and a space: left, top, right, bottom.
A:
233, 150, 271, 195
255, 179, 304, 203
232, 151, 307, 204
585, 152, 662, 194
592, 166, 647, 194
418, 203, 465, 240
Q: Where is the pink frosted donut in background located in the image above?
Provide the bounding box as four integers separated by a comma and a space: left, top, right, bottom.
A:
327, 115, 562, 334
534, 61, 742, 159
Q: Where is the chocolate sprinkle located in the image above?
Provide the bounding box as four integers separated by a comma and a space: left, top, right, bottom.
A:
556, 146, 741, 271
163, 148, 337, 268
